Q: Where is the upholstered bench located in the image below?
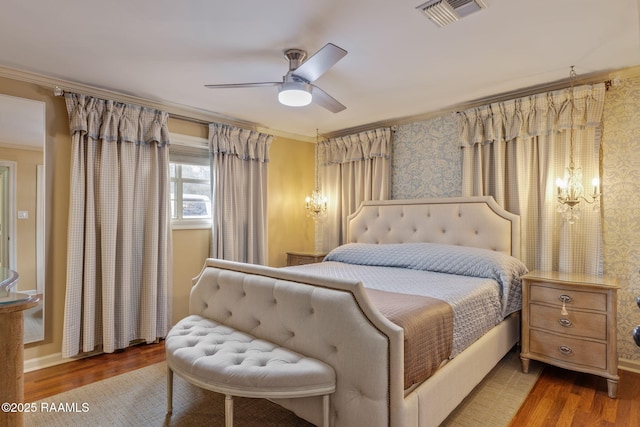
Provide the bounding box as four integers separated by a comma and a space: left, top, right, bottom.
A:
165, 314, 336, 427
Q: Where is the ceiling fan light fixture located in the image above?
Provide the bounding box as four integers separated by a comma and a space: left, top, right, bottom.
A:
278, 82, 312, 107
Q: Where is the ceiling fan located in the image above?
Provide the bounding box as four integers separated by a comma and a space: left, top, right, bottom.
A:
205, 43, 348, 113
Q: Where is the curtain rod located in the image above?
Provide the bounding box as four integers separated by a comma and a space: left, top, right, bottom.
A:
326, 74, 619, 139
54, 86, 210, 125
53, 86, 247, 128
52, 69, 619, 141
166, 113, 211, 126
52, 85, 317, 141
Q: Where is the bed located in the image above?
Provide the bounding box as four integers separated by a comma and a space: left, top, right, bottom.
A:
187, 196, 526, 426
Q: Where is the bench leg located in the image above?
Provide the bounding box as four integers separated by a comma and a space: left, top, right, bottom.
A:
322, 394, 330, 427
167, 366, 174, 413
225, 394, 234, 427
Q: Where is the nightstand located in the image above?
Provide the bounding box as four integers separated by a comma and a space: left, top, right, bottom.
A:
286, 251, 327, 266
520, 270, 620, 398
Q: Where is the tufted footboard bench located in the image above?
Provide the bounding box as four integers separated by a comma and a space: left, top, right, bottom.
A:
165, 314, 336, 427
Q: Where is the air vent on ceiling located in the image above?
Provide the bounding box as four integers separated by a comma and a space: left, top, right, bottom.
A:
416, 0, 487, 27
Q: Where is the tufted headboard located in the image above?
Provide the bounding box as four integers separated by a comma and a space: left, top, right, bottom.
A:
347, 196, 520, 259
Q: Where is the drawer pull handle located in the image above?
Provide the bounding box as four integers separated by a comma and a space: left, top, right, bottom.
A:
558, 345, 573, 355
558, 318, 573, 327
559, 294, 573, 303
559, 294, 572, 315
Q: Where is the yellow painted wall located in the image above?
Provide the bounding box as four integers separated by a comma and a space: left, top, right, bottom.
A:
171, 228, 211, 322
0, 75, 314, 363
268, 136, 316, 267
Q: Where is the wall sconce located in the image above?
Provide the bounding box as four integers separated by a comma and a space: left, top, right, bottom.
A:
556, 66, 600, 224
305, 188, 328, 220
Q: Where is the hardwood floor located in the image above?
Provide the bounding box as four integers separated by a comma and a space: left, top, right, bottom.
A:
509, 365, 640, 427
24, 342, 640, 425
24, 341, 166, 402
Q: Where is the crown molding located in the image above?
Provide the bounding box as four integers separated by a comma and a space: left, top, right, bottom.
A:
4, 63, 638, 143
324, 65, 640, 139
0, 65, 315, 143
0, 141, 43, 152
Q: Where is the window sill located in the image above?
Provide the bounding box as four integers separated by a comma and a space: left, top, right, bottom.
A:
171, 220, 212, 230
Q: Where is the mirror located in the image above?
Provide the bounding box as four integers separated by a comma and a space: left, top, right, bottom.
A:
0, 94, 45, 343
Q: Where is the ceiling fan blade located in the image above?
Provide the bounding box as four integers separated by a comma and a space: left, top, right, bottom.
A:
204, 82, 280, 89
292, 43, 347, 83
311, 85, 346, 113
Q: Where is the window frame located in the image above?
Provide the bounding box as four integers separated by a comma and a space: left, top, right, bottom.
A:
169, 133, 212, 230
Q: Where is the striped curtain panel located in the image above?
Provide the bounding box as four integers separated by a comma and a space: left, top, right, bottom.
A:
62, 93, 172, 358
319, 128, 392, 250
209, 123, 272, 264
456, 84, 606, 274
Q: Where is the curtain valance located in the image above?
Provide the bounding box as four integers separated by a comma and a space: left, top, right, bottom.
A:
319, 127, 391, 250
320, 128, 391, 165
64, 93, 170, 146
456, 84, 605, 147
208, 123, 272, 162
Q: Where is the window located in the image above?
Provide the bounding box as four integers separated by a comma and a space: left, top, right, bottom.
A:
169, 133, 211, 229
170, 162, 211, 218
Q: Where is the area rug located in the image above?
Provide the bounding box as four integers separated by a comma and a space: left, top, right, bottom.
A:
24, 350, 541, 426
441, 350, 542, 426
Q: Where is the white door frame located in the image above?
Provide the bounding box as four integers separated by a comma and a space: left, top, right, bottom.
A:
36, 164, 44, 293
0, 160, 17, 272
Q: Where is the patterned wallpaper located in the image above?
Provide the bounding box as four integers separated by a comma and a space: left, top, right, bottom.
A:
391, 77, 640, 364
392, 114, 461, 199
601, 75, 640, 363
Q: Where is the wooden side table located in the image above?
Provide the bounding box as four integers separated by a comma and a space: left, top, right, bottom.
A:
520, 270, 619, 398
286, 251, 327, 266
1, 269, 39, 427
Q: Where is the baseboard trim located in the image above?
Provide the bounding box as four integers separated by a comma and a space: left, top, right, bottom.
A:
24, 349, 101, 373
24, 352, 70, 372
618, 357, 640, 374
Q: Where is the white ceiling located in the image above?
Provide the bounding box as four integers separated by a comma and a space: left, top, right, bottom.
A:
1, 0, 639, 139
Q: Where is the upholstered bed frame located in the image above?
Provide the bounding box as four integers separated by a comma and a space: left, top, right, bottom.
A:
187, 196, 521, 426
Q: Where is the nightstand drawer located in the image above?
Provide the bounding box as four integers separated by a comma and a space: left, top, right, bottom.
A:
286, 252, 326, 266
529, 303, 607, 340
529, 329, 607, 370
288, 255, 315, 266
521, 271, 619, 398
530, 283, 607, 311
